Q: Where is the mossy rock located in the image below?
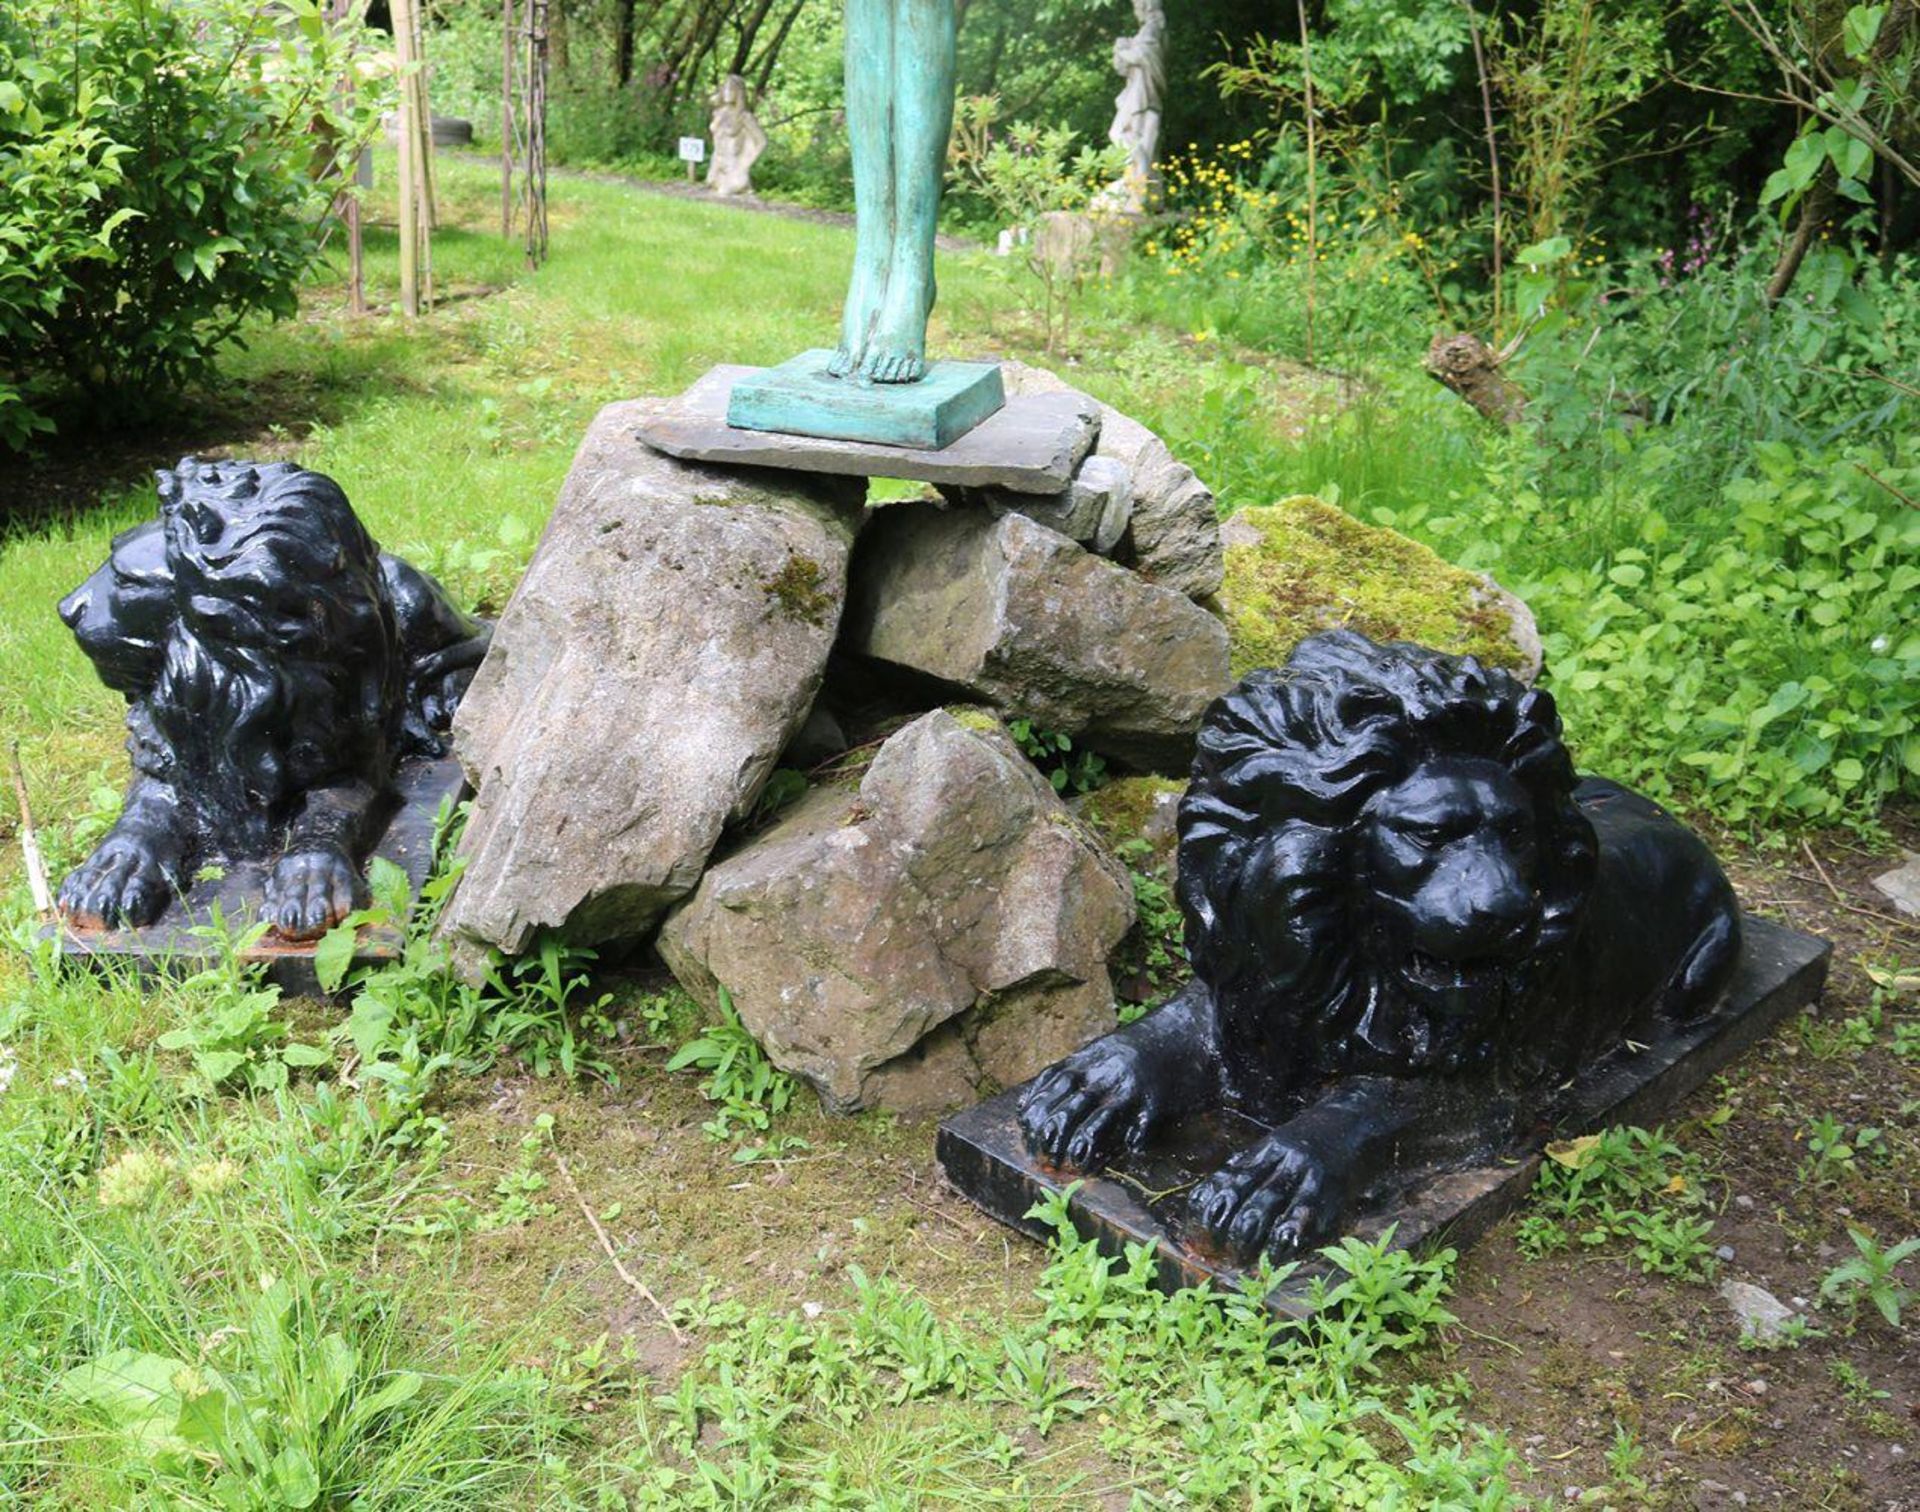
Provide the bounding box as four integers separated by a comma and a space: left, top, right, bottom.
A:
1217, 496, 1539, 681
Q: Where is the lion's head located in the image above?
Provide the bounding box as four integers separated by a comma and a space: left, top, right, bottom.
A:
1176, 630, 1598, 1096
136, 459, 404, 839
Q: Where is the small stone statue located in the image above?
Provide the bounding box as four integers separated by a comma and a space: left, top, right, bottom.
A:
1020, 630, 1742, 1261
828, 0, 957, 384
705, 74, 767, 198
56, 459, 491, 940
1104, 0, 1165, 212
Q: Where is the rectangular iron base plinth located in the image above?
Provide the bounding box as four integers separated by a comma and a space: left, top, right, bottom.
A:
938, 915, 1830, 1316
44, 753, 465, 997
725, 349, 1006, 450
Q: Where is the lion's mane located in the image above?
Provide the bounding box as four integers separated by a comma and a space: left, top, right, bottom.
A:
1176, 630, 1599, 1096
139, 459, 404, 853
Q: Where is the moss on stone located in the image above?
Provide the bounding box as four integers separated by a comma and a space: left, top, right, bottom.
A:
1219, 495, 1523, 679
942, 705, 1006, 736
762, 554, 836, 625
1076, 776, 1184, 848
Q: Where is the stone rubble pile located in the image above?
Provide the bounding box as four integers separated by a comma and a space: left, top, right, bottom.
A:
442, 363, 1535, 1113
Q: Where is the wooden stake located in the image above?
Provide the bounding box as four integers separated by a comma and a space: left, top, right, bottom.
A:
501, 0, 516, 237
9, 743, 52, 920
394, 0, 420, 317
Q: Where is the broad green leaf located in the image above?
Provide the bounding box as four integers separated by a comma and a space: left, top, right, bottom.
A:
346, 1370, 423, 1430
313, 920, 359, 994
57, 1350, 188, 1435
1842, 3, 1885, 57
270, 1444, 321, 1509
194, 1049, 248, 1084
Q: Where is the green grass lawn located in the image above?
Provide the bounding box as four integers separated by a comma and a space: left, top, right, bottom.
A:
1, 156, 1914, 1508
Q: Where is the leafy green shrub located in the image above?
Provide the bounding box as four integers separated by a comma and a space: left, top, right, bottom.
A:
0, 0, 377, 444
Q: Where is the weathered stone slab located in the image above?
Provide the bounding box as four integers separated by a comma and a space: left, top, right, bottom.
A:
845, 500, 1231, 770
940, 452, 1134, 556
439, 400, 865, 960
638, 364, 1099, 494
657, 709, 1134, 1114
938, 915, 1829, 1315
48, 753, 463, 997
996, 361, 1223, 598
726, 348, 1006, 450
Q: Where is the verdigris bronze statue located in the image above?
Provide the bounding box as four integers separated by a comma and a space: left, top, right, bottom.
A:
1018, 630, 1742, 1262
56, 459, 490, 940
830, 0, 955, 384
723, 0, 1004, 449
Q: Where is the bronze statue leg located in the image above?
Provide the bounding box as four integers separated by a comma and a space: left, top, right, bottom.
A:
829, 0, 898, 378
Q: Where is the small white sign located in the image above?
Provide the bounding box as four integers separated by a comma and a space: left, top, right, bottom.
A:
678, 136, 706, 163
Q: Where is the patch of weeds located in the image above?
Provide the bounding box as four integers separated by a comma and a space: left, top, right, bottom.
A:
1796, 1112, 1888, 1183
1006, 717, 1107, 795
155, 916, 332, 1094
618, 1191, 1516, 1506
1113, 836, 1186, 1023
476, 1112, 558, 1232
399, 514, 533, 615
666, 986, 806, 1157
1865, 961, 1919, 1061
1737, 1313, 1825, 1352
1516, 1126, 1719, 1279
481, 936, 620, 1083
321, 837, 617, 1087
744, 767, 808, 829
1798, 1000, 1881, 1059
1817, 1227, 1918, 1329
1828, 1361, 1904, 1438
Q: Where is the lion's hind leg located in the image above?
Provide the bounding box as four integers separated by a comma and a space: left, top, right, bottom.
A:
1657, 907, 1740, 1023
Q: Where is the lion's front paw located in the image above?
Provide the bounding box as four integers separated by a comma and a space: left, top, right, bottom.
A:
266, 846, 366, 942
1188, 1128, 1349, 1262
1019, 1039, 1170, 1172
58, 835, 179, 929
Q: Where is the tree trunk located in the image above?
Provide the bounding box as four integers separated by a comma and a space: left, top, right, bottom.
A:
729, 0, 776, 78
1425, 332, 1527, 424
750, 0, 807, 100
615, 0, 637, 85
1765, 172, 1836, 305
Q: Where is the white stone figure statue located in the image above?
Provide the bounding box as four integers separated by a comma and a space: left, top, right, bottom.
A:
706, 74, 767, 197
1105, 0, 1165, 212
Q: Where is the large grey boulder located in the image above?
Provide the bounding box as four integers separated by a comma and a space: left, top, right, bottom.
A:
845, 501, 1231, 770
996, 361, 1224, 600
656, 710, 1135, 1115
440, 400, 865, 959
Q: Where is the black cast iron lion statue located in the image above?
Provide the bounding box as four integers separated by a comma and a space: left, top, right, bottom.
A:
1020, 629, 1741, 1262
56, 458, 491, 940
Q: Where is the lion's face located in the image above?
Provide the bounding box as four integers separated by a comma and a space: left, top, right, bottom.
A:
1359, 755, 1543, 1023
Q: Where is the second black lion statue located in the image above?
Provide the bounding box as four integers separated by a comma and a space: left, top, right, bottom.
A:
56, 458, 491, 940
1020, 629, 1741, 1262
